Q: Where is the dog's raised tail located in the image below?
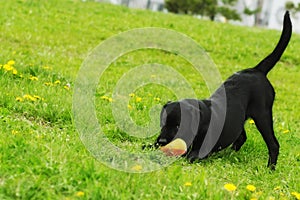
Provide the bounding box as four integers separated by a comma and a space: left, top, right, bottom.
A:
254, 11, 292, 75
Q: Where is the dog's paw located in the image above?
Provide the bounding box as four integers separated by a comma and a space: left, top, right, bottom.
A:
187, 151, 200, 163
231, 144, 242, 151
267, 163, 276, 171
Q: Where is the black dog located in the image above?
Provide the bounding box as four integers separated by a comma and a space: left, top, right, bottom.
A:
154, 11, 292, 170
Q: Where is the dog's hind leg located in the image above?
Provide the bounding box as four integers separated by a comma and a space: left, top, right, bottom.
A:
231, 128, 247, 151
252, 111, 279, 170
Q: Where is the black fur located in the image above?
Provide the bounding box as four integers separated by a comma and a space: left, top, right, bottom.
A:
154, 11, 292, 170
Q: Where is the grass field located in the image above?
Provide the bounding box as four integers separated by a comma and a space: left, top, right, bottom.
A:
1, 0, 300, 199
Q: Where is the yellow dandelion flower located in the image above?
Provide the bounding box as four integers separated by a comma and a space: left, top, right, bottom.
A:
23, 94, 31, 99
154, 97, 161, 101
224, 183, 237, 192
33, 95, 42, 100
15, 97, 24, 102
23, 94, 36, 101
131, 165, 142, 171
12, 69, 18, 75
268, 196, 275, 200
43, 66, 52, 70
3, 64, 13, 71
151, 74, 156, 78
246, 184, 256, 192
184, 182, 192, 187
29, 76, 38, 81
7, 60, 15, 65
11, 130, 19, 135
3, 63, 17, 75
135, 97, 142, 103
249, 119, 255, 124
274, 186, 281, 191
64, 83, 71, 90
100, 95, 112, 102
64, 85, 70, 90
29, 97, 37, 102
54, 80, 61, 84
100, 96, 109, 100
283, 130, 290, 134
250, 198, 258, 200
44, 82, 53, 86
75, 191, 85, 197
291, 192, 300, 200
128, 104, 133, 110
129, 93, 135, 97
255, 191, 263, 196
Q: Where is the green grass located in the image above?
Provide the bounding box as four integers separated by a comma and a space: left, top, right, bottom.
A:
1, 0, 300, 199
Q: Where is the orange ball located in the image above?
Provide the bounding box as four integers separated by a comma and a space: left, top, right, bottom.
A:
160, 138, 187, 156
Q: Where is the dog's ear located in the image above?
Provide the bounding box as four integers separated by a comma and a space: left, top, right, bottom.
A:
160, 102, 170, 127
162, 101, 172, 107
160, 101, 180, 127
174, 99, 201, 148
160, 106, 167, 128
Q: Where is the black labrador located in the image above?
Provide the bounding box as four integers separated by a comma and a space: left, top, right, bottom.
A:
154, 11, 292, 170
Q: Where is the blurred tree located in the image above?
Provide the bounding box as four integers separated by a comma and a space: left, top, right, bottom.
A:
243, 7, 260, 16
254, 0, 263, 26
164, 0, 190, 14
242, 0, 264, 26
165, 0, 241, 21
286, 1, 300, 14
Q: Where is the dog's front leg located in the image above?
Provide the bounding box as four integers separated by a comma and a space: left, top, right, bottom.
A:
231, 128, 247, 151
182, 130, 205, 162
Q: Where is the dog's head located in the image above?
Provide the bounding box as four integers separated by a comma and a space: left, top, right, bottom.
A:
155, 99, 201, 148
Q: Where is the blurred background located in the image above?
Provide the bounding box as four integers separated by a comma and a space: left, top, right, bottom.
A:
96, 0, 300, 33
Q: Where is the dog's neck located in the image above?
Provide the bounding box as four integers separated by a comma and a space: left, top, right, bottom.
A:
198, 100, 211, 126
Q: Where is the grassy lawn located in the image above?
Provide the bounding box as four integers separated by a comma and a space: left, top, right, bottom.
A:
0, 0, 300, 199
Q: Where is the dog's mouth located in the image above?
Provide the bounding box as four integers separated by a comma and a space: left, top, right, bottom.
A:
142, 138, 169, 150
